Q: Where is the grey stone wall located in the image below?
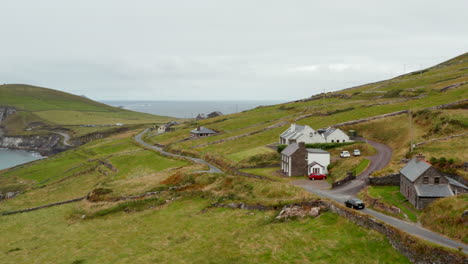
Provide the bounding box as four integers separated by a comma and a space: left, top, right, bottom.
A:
369, 173, 401, 186
325, 201, 467, 264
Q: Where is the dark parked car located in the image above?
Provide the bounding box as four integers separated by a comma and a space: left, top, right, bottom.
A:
308, 173, 327, 180
344, 198, 365, 209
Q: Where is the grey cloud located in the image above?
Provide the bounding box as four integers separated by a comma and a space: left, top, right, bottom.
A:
0, 0, 467, 101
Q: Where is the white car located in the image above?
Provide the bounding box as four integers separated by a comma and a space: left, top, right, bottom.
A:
340, 151, 350, 158
353, 149, 361, 156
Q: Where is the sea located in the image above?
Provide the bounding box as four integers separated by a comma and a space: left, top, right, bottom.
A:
0, 148, 45, 170
101, 100, 285, 118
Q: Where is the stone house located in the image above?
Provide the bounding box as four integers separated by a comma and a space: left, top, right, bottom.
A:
207, 111, 223, 118
190, 126, 217, 138
281, 142, 330, 177
279, 124, 352, 145
400, 157, 467, 209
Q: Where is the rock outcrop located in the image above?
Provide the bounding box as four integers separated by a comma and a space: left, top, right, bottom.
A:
0, 134, 71, 155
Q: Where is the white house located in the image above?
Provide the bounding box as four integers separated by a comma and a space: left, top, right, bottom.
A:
319, 127, 351, 143
279, 124, 352, 144
306, 148, 330, 175
279, 124, 326, 144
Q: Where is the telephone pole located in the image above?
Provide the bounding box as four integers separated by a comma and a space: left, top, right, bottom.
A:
409, 109, 414, 153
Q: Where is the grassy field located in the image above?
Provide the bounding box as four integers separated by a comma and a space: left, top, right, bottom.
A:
420, 194, 468, 243
359, 186, 420, 222
239, 167, 285, 182
0, 128, 412, 263
0, 198, 410, 264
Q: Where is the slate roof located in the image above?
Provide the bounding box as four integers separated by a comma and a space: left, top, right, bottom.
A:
280, 125, 306, 138
400, 158, 432, 182
414, 184, 453, 197
308, 161, 324, 168
190, 127, 217, 134
281, 143, 300, 157
445, 177, 468, 189
322, 127, 336, 137
306, 148, 329, 154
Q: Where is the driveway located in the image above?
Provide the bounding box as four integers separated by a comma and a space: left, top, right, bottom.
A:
134, 129, 223, 174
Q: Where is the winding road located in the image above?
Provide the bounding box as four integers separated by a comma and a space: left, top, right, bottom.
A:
293, 139, 468, 253
135, 129, 223, 174
136, 128, 467, 253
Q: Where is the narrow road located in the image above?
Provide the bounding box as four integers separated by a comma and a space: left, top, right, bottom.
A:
54, 131, 73, 146
293, 139, 468, 253
135, 129, 223, 174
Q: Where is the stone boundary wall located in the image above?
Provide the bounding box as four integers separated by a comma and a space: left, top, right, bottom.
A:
2, 197, 85, 215
325, 201, 467, 264
369, 173, 401, 186
191, 121, 289, 149
332, 172, 356, 188
415, 133, 467, 147
333, 110, 409, 127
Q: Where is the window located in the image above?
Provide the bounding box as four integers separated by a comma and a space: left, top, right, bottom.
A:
313, 168, 320, 174
331, 140, 334, 143
423, 177, 429, 184
434, 177, 440, 184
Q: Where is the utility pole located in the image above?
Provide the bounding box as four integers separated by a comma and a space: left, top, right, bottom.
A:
323, 87, 325, 105
409, 109, 414, 153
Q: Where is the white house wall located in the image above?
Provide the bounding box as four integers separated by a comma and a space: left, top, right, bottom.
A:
307, 153, 330, 173
326, 129, 352, 143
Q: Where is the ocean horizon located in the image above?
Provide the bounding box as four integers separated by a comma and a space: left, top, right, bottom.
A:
101, 100, 286, 119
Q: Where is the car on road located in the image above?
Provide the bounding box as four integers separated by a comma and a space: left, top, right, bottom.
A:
344, 198, 365, 210
353, 149, 361, 156
340, 151, 350, 158
308, 173, 327, 180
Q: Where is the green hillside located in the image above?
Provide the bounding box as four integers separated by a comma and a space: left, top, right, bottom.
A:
0, 84, 175, 136
1, 53, 467, 263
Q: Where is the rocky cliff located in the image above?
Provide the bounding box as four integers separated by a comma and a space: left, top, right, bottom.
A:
0, 134, 71, 155
0, 106, 71, 155
0, 106, 17, 123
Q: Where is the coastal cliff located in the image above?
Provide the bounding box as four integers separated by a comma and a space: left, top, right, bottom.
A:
0, 134, 70, 155
0, 106, 70, 155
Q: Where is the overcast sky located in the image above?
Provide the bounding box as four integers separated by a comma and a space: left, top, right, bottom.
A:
1, 1, 467, 101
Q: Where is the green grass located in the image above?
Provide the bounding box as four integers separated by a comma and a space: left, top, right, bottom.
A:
420, 194, 468, 243
362, 186, 420, 222
0, 198, 410, 264
354, 159, 370, 175
239, 167, 285, 182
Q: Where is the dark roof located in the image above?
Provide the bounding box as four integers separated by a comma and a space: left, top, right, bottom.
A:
208, 111, 223, 117
414, 184, 453, 197
190, 127, 216, 134
445, 177, 468, 189
281, 143, 300, 156
308, 161, 324, 168
400, 158, 432, 182
323, 127, 337, 137
306, 148, 329, 154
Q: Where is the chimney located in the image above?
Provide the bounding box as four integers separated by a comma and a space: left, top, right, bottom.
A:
291, 123, 296, 131
197, 126, 201, 131
415, 153, 425, 161
298, 142, 305, 149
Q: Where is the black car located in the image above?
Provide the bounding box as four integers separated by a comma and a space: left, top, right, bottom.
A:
344, 198, 365, 210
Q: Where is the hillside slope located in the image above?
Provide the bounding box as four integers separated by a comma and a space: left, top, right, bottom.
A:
0, 84, 175, 136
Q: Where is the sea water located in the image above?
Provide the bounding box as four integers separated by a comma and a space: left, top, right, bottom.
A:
101, 100, 285, 118
0, 149, 46, 170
